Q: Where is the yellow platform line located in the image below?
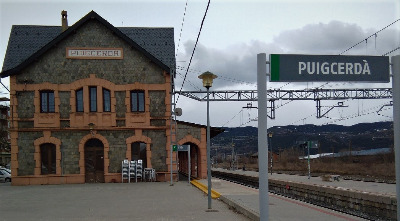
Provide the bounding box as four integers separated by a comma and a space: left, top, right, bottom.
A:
191, 179, 221, 199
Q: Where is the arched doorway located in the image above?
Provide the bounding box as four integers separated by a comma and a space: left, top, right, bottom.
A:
85, 138, 104, 183
178, 143, 200, 179
131, 142, 147, 168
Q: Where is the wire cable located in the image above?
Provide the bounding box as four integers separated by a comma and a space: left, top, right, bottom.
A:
339, 19, 400, 55
176, 0, 211, 104
382, 47, 400, 56
175, 0, 189, 58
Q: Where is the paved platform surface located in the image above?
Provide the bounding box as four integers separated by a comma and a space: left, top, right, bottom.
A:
0, 181, 248, 221
198, 177, 368, 221
214, 168, 396, 196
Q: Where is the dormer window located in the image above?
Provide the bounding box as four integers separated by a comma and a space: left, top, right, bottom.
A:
40, 90, 55, 113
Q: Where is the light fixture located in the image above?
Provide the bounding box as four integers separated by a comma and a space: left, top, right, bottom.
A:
88, 123, 95, 136
198, 71, 217, 88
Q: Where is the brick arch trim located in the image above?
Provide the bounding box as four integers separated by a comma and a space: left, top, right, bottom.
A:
79, 133, 110, 175
34, 133, 62, 175
125, 134, 152, 168
178, 135, 200, 146
70, 74, 116, 90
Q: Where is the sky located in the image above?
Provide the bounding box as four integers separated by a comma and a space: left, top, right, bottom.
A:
0, 0, 399, 128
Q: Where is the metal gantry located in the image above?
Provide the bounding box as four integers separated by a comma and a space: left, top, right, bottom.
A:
176, 88, 392, 101
177, 88, 393, 119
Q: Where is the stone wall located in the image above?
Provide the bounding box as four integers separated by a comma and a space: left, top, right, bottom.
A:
143, 130, 167, 172
16, 91, 34, 119
149, 91, 166, 117
52, 131, 86, 175
59, 91, 71, 119
98, 130, 132, 173
176, 123, 202, 141
115, 91, 126, 119
17, 132, 42, 175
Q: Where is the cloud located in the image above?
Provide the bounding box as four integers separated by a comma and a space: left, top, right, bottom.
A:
175, 20, 398, 127
176, 20, 399, 92
273, 20, 399, 55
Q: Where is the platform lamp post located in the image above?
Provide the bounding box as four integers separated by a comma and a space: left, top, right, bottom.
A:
198, 71, 217, 210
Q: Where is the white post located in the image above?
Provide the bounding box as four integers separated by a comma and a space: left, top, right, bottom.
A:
257, 53, 269, 221
391, 55, 400, 221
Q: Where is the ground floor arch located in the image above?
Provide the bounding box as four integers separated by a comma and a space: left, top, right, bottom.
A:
178, 143, 200, 179
84, 138, 105, 183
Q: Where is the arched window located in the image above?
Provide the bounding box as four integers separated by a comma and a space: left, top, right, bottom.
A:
40, 143, 56, 175
131, 142, 146, 167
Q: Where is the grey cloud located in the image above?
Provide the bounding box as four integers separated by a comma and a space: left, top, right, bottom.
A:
176, 21, 399, 91
273, 20, 399, 55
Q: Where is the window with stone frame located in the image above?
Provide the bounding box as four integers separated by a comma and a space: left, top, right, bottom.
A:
40, 143, 56, 175
103, 88, 111, 112
40, 90, 55, 113
89, 86, 97, 112
76, 88, 84, 112
131, 90, 145, 112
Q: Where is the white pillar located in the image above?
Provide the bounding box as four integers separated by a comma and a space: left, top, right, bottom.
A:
391, 55, 400, 221
257, 53, 269, 220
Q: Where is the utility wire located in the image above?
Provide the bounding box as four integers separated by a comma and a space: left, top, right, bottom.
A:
175, 71, 202, 91
382, 46, 400, 56
222, 109, 243, 127
175, 0, 189, 57
339, 19, 400, 55
176, 0, 211, 104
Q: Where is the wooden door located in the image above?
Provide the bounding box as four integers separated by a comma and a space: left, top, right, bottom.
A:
85, 139, 104, 183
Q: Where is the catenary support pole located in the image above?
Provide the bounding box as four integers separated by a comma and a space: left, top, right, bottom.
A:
392, 55, 400, 221
257, 53, 269, 221
307, 141, 311, 179
188, 147, 191, 184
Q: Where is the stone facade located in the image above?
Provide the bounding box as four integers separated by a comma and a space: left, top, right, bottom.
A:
3, 11, 212, 185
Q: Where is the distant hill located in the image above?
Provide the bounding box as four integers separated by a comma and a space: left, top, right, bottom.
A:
211, 121, 393, 156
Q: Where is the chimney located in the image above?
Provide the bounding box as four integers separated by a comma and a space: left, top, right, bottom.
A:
61, 10, 68, 32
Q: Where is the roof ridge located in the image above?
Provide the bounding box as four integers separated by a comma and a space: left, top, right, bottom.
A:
1, 10, 174, 77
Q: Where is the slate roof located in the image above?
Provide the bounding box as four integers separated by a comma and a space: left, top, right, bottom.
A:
177, 120, 224, 138
1, 11, 175, 77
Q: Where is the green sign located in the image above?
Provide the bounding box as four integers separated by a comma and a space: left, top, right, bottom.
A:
172, 145, 177, 152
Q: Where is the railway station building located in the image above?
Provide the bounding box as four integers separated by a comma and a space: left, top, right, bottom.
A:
1, 11, 221, 185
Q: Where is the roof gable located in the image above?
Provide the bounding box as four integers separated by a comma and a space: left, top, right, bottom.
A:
1, 11, 175, 77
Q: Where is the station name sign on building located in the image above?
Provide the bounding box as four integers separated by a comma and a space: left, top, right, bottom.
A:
270, 54, 389, 82
66, 48, 123, 59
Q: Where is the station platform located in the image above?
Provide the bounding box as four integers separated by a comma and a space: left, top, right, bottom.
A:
213, 168, 396, 196
192, 168, 398, 220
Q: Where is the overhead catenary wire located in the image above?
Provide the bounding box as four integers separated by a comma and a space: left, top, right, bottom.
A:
175, 0, 189, 58
339, 19, 400, 55
176, 0, 211, 105
382, 47, 400, 56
